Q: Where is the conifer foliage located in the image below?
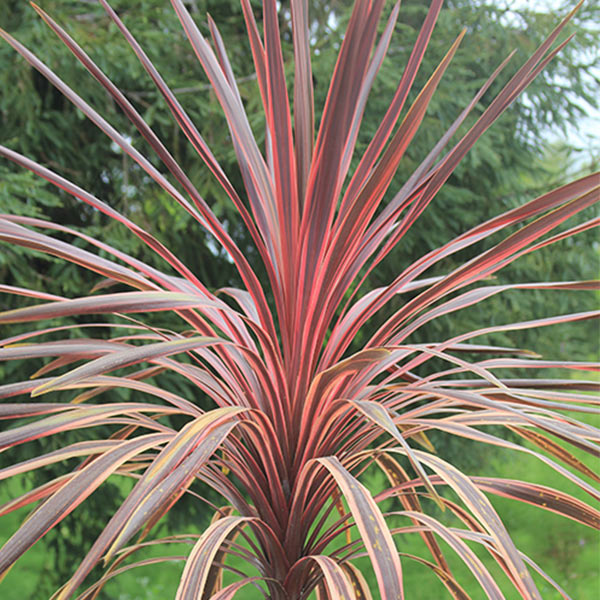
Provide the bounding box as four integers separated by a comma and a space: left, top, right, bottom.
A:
0, 1, 598, 598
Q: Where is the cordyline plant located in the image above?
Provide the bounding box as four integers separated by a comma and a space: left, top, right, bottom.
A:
0, 0, 598, 598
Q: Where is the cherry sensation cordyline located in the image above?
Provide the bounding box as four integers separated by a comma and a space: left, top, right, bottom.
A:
0, 1, 598, 598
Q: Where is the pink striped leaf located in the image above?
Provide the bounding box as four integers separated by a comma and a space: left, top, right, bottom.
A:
0, 440, 121, 481
30, 336, 229, 397
0, 433, 170, 578
393, 511, 503, 600
0, 292, 228, 324
0, 474, 74, 519
375, 453, 450, 574
286, 555, 355, 600
0, 404, 177, 451
176, 516, 253, 600
317, 457, 404, 600
57, 407, 247, 599
412, 451, 543, 599
350, 400, 442, 507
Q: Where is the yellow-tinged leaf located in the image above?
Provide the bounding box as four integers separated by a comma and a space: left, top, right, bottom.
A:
333, 494, 351, 545
397, 423, 436, 453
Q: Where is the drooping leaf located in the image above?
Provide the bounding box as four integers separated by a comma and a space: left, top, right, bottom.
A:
316, 457, 404, 600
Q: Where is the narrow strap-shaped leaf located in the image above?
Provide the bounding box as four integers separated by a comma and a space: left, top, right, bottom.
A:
376, 167, 597, 308
393, 511, 504, 600
413, 452, 542, 599
0, 474, 73, 518
0, 217, 154, 292
240, 0, 267, 100
0, 339, 127, 363
30, 336, 225, 397
0, 439, 120, 480
66, 375, 201, 415
379, 470, 600, 535
343, 20, 585, 322
320, 103, 591, 368
318, 47, 516, 357
0, 403, 79, 420
263, 0, 299, 260
291, 0, 313, 204
0, 291, 225, 324
0, 29, 204, 226
340, 562, 374, 600
317, 457, 404, 600
404, 417, 600, 501
471, 477, 600, 529
409, 312, 600, 380
392, 280, 600, 344
0, 379, 53, 400
169, 0, 283, 338
351, 400, 442, 508
201, 507, 235, 599
289, 4, 401, 384
375, 453, 450, 575
14, 4, 278, 342
57, 407, 246, 599
370, 2, 585, 250
0, 213, 254, 345
0, 433, 169, 577
176, 516, 252, 600
395, 344, 508, 391
66, 555, 187, 600
306, 349, 390, 406
295, 349, 389, 469
395, 553, 468, 600
508, 427, 600, 483
0, 213, 200, 310
524, 215, 600, 255
0, 404, 175, 451
30, 2, 264, 296
0, 284, 63, 302
374, 185, 600, 348
204, 10, 282, 289
388, 307, 600, 384
207, 577, 276, 600
103, 421, 241, 564
94, 0, 257, 241
341, 0, 444, 212
239, 0, 271, 167
332, 1, 402, 222
218, 288, 260, 324
286, 555, 356, 600
294, 0, 387, 375
170, 0, 278, 239
302, 0, 384, 238
290, 4, 386, 374
376, 34, 576, 266
329, 28, 465, 274
451, 528, 573, 600
0, 149, 199, 293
